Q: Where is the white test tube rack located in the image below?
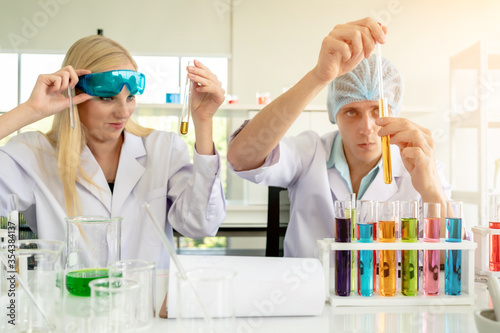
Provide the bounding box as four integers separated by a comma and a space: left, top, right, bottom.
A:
472, 226, 500, 278
317, 238, 476, 307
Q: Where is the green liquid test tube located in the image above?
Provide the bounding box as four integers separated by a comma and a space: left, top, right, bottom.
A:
401, 201, 418, 296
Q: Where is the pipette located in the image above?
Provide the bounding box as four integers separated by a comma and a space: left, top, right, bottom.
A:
377, 43, 392, 184
68, 86, 74, 130
179, 64, 193, 135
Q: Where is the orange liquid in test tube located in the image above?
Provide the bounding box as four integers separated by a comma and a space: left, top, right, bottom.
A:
379, 220, 396, 296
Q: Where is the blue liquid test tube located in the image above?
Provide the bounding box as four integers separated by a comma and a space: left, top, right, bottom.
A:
357, 223, 373, 296
445, 201, 462, 296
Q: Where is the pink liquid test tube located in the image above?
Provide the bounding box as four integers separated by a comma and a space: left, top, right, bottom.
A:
423, 202, 440, 296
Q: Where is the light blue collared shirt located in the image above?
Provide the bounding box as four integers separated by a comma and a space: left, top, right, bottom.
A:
326, 133, 381, 199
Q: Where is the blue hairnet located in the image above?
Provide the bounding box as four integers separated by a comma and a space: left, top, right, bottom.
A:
327, 54, 404, 124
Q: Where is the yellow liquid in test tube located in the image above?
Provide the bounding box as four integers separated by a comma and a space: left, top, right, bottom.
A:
379, 220, 396, 296
379, 98, 392, 184
180, 121, 189, 135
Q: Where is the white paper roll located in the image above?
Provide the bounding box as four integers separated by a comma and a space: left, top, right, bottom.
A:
167, 255, 325, 318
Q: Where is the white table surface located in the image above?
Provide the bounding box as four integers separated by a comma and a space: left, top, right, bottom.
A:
152, 271, 492, 332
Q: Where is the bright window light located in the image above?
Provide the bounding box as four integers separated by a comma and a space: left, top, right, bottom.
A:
133, 56, 180, 104
0, 54, 19, 112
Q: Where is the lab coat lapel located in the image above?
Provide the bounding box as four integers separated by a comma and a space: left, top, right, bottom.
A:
362, 145, 403, 201
325, 131, 351, 201
328, 169, 351, 202
78, 146, 112, 213
111, 132, 146, 216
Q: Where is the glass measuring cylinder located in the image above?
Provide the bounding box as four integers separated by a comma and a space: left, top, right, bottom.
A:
378, 201, 398, 297
489, 195, 500, 271
445, 201, 462, 296
400, 201, 418, 296
335, 200, 351, 297
65, 216, 122, 297
423, 202, 441, 296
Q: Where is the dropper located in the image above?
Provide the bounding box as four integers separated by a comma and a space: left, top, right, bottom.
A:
377, 43, 393, 184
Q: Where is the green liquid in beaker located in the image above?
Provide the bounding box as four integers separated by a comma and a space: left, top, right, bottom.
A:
66, 268, 109, 297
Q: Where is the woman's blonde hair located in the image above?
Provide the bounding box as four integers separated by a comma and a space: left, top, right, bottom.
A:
45, 35, 153, 216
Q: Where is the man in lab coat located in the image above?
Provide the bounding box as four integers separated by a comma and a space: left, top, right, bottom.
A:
227, 18, 450, 258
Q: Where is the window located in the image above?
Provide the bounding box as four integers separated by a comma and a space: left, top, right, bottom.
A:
180, 57, 229, 97
134, 56, 180, 104
0, 54, 18, 112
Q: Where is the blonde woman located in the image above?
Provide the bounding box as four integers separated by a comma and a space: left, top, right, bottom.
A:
0, 36, 226, 268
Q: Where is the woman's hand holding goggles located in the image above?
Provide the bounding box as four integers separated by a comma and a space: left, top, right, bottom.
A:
25, 66, 92, 120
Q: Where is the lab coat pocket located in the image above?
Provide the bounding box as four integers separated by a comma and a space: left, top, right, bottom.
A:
143, 187, 168, 246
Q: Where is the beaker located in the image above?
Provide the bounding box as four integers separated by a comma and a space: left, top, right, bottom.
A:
177, 267, 236, 333
90, 277, 140, 332
108, 259, 156, 328
65, 216, 122, 297
0, 239, 65, 332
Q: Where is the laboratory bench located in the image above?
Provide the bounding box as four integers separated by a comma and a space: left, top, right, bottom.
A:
60, 270, 493, 333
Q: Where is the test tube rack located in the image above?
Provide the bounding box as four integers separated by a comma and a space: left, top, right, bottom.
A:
471, 226, 500, 278
317, 238, 476, 307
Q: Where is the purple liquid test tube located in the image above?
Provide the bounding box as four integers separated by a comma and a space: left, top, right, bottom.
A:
335, 200, 351, 296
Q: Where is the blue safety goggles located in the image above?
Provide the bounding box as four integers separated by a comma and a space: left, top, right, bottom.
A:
76, 70, 146, 97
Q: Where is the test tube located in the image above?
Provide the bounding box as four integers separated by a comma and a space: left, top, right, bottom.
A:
400, 201, 418, 296
377, 45, 392, 184
489, 195, 500, 271
357, 200, 376, 297
423, 202, 440, 296
335, 200, 351, 296
68, 86, 74, 130
372, 207, 378, 293
379, 201, 398, 296
348, 193, 356, 293
445, 201, 462, 296
180, 63, 193, 135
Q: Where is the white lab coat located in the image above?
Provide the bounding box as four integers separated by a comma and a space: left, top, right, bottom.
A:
230, 130, 451, 258
0, 130, 226, 268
